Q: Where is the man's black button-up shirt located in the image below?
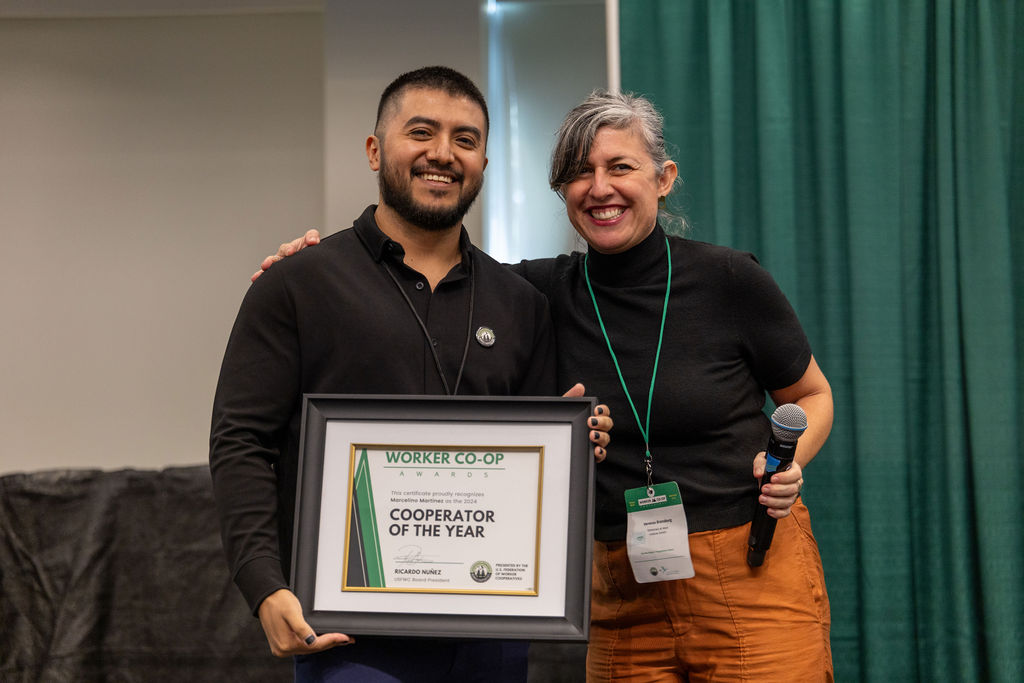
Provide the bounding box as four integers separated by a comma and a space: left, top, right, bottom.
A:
210, 205, 557, 612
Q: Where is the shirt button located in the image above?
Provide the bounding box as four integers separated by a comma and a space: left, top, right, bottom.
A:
415, 282, 425, 290
431, 339, 439, 347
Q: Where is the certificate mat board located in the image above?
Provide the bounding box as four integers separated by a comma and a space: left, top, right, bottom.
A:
291, 395, 596, 641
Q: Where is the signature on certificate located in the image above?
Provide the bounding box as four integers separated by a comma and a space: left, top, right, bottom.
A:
394, 545, 436, 564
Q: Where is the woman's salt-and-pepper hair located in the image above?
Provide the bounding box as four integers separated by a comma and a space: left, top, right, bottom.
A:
548, 90, 673, 198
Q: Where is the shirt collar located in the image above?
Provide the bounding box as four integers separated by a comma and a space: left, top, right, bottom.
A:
585, 223, 668, 286
353, 204, 473, 277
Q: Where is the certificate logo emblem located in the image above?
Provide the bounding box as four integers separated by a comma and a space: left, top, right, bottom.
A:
475, 326, 496, 347
469, 560, 493, 583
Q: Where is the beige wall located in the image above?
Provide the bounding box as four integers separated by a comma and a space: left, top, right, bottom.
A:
0, 1, 488, 475
0, 1, 592, 475
0, 12, 325, 473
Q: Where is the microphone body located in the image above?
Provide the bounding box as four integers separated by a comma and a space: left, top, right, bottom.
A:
747, 404, 806, 567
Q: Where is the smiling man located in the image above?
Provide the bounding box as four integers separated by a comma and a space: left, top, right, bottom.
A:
209, 67, 608, 682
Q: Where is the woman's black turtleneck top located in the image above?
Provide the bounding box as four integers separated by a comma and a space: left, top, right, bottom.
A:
511, 224, 812, 541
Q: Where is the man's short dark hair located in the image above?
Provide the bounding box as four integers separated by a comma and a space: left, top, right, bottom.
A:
375, 66, 489, 138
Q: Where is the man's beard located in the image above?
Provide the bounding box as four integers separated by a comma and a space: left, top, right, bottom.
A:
378, 152, 483, 232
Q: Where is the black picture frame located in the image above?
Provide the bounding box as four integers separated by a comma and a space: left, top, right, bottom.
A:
291, 394, 596, 641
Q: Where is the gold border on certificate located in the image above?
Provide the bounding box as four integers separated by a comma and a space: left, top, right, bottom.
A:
341, 443, 544, 596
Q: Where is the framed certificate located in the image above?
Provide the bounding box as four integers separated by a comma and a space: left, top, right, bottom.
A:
291, 394, 596, 641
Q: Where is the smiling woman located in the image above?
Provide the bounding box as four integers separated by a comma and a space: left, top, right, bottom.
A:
549, 90, 678, 254
560, 126, 676, 254
513, 89, 835, 681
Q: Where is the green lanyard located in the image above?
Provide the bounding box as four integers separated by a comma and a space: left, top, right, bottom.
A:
583, 237, 672, 490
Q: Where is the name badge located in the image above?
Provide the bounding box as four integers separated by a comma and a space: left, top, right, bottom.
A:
624, 481, 694, 583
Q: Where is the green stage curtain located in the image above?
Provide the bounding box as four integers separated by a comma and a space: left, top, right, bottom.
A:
620, 1, 1022, 681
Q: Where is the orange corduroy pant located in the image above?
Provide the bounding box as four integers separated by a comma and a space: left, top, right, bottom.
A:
586, 501, 833, 682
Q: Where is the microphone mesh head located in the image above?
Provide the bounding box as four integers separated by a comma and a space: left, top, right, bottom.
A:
770, 403, 807, 441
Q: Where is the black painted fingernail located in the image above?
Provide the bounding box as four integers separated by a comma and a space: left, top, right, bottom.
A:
596, 407, 604, 414
589, 417, 598, 426
305, 634, 316, 646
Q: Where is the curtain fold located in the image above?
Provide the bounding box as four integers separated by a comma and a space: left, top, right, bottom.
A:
620, 1, 1022, 681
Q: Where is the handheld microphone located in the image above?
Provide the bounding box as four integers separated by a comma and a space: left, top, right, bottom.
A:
747, 403, 807, 567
